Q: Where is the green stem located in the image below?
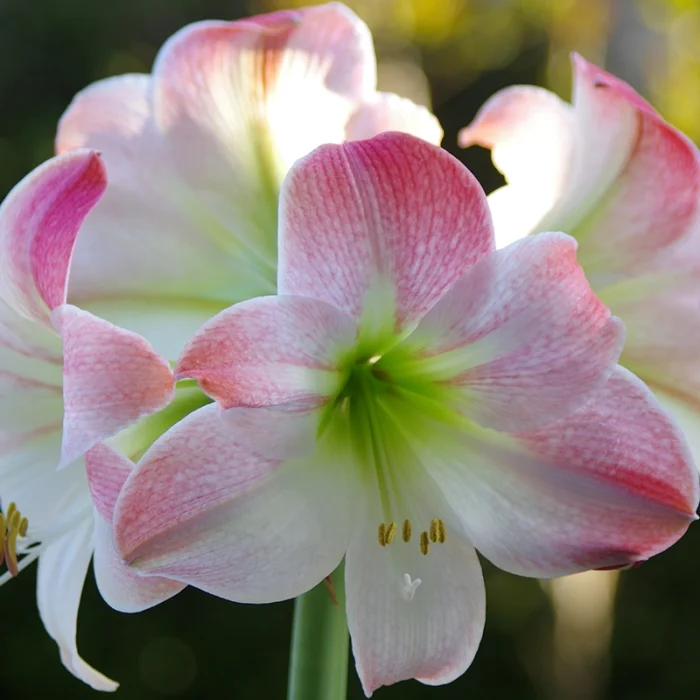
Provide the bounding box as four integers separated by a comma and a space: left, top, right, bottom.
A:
286, 562, 349, 700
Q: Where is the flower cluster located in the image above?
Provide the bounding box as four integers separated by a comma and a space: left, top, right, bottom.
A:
0, 2, 698, 696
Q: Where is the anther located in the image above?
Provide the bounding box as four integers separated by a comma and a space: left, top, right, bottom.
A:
378, 523, 387, 547
430, 518, 446, 544
1, 502, 28, 577
402, 519, 412, 542
385, 522, 397, 544
420, 531, 430, 556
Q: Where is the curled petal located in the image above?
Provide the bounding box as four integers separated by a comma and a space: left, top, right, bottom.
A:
53, 304, 174, 467
37, 519, 118, 691
399, 233, 624, 431
346, 92, 443, 145
0, 150, 106, 326
279, 132, 494, 330
114, 405, 359, 602
177, 295, 356, 408
423, 367, 698, 578
86, 444, 185, 613
460, 54, 700, 275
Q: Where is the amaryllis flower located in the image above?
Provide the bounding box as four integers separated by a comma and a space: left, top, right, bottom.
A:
56, 1, 442, 363
459, 54, 700, 460
109, 133, 698, 695
0, 150, 181, 690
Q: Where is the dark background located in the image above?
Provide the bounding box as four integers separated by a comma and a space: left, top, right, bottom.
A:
1, 0, 699, 698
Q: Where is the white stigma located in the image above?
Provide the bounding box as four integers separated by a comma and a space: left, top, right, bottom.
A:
401, 573, 422, 601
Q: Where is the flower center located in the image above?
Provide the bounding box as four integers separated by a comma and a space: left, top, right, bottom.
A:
329, 351, 450, 554
0, 502, 28, 577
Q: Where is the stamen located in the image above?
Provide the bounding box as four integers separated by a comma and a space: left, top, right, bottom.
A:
420, 531, 430, 555
378, 523, 387, 547
401, 573, 422, 601
402, 519, 412, 542
385, 522, 397, 544
0, 502, 28, 578
430, 518, 446, 543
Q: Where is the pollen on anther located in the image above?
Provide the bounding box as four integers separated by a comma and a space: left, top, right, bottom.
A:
378, 523, 387, 546
402, 519, 412, 542
385, 522, 397, 544
420, 531, 430, 556
430, 518, 446, 544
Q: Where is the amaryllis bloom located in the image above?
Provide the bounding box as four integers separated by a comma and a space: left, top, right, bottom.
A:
109, 133, 698, 695
459, 54, 700, 460
56, 1, 442, 363
0, 150, 181, 690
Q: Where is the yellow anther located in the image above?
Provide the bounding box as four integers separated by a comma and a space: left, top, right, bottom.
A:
420, 531, 430, 556
1, 502, 28, 577
402, 519, 412, 542
430, 519, 446, 544
378, 523, 387, 547
385, 522, 397, 544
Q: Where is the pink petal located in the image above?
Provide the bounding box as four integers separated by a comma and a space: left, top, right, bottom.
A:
400, 232, 624, 431
0, 150, 106, 326
279, 132, 494, 329
53, 304, 174, 467
345, 497, 485, 696
346, 92, 443, 145
85, 444, 185, 613
57, 4, 379, 345
459, 54, 700, 275
114, 405, 358, 602
423, 366, 698, 578
176, 295, 356, 408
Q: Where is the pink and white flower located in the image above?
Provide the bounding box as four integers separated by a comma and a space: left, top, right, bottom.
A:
56, 1, 442, 363
459, 54, 700, 461
110, 133, 698, 695
0, 151, 181, 690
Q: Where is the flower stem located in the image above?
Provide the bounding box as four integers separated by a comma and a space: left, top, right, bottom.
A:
286, 562, 349, 700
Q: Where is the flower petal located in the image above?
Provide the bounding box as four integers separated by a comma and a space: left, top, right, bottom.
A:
0, 150, 106, 326
114, 404, 359, 602
177, 294, 356, 408
86, 443, 185, 613
421, 366, 698, 578
279, 132, 494, 330
59, 4, 377, 319
458, 85, 573, 248
53, 304, 174, 468
397, 232, 624, 431
346, 92, 443, 145
460, 55, 700, 275
36, 518, 118, 691
346, 509, 485, 695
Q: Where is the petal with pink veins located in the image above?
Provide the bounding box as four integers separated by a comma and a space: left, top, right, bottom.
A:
279, 132, 494, 331
416, 367, 698, 578
396, 232, 624, 431
177, 294, 356, 408
114, 404, 360, 602
0, 150, 106, 325
53, 304, 174, 468
86, 443, 185, 613
346, 92, 443, 145
37, 518, 118, 691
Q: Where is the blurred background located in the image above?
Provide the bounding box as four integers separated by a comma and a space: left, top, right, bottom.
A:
1, 0, 699, 698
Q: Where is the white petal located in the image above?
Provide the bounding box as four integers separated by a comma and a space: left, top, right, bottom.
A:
36, 518, 118, 691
